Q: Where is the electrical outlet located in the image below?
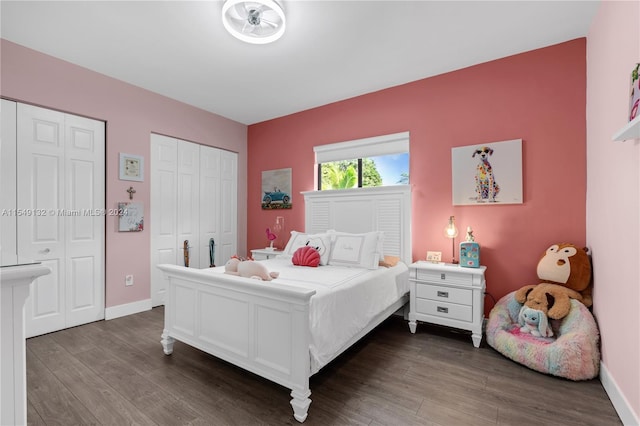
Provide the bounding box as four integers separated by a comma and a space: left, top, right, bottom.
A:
125, 275, 134, 286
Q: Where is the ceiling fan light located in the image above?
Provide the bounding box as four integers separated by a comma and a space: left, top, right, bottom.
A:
222, 0, 286, 45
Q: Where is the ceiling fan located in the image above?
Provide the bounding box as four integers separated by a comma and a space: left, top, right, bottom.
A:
222, 0, 286, 44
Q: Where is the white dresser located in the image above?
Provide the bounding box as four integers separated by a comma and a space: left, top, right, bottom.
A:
408, 261, 486, 347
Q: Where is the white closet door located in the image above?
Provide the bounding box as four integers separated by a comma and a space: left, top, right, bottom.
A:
16, 103, 105, 337
150, 136, 237, 306
199, 145, 221, 267
1, 100, 17, 255
150, 134, 178, 307
177, 141, 200, 268
63, 113, 105, 328
219, 150, 238, 261
17, 104, 67, 336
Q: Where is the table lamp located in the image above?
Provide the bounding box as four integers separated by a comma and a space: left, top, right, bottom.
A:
444, 216, 459, 264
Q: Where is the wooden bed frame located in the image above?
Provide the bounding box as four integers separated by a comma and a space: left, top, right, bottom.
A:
158, 185, 411, 422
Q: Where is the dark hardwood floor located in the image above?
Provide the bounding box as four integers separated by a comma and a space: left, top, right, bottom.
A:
26, 307, 621, 425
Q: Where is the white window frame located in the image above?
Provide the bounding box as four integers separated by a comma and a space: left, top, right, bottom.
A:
314, 131, 410, 189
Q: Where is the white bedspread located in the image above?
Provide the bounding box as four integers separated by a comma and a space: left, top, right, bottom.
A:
261, 257, 409, 373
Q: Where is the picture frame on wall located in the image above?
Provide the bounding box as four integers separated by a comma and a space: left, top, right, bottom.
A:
261, 168, 292, 210
119, 153, 144, 182
118, 201, 144, 232
452, 139, 523, 205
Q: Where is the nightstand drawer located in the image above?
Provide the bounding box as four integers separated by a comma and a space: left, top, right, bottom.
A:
415, 284, 472, 305
416, 299, 473, 322
415, 268, 473, 287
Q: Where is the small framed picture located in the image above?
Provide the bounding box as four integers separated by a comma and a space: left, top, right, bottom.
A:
118, 202, 144, 232
119, 153, 144, 182
426, 251, 442, 263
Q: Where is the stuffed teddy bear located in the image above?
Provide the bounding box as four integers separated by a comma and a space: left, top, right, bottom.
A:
515, 283, 583, 320
535, 243, 592, 307
518, 306, 553, 338
224, 256, 279, 281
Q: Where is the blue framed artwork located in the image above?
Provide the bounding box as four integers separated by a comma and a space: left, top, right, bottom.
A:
261, 168, 292, 210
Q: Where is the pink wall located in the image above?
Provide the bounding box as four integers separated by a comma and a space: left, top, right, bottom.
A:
248, 39, 587, 308
587, 1, 639, 422
1, 39, 248, 310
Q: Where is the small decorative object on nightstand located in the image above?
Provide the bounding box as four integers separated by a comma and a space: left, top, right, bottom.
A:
408, 261, 486, 347
250, 248, 283, 260
459, 226, 481, 268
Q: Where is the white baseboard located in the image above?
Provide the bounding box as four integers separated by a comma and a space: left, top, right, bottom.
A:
105, 298, 152, 320
600, 361, 640, 425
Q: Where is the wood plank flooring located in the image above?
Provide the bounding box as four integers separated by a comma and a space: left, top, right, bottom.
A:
26, 307, 621, 425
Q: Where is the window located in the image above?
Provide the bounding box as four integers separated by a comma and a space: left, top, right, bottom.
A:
315, 132, 409, 190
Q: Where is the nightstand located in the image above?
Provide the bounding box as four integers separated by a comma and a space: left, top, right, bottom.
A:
250, 248, 283, 260
408, 261, 486, 347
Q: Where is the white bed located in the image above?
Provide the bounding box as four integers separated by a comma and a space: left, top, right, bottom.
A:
158, 185, 411, 422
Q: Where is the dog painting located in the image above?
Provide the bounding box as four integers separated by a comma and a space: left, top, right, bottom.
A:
451, 139, 522, 205
472, 146, 500, 202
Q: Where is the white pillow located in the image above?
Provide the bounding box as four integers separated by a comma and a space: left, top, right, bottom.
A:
282, 231, 332, 265
327, 231, 384, 269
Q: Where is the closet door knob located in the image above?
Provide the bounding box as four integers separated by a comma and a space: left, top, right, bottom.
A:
41, 248, 50, 254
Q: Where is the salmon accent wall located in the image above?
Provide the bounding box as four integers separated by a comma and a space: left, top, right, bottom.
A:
248, 39, 587, 307
1, 39, 248, 311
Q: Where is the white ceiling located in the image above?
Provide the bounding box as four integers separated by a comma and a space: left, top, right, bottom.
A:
1, 1, 600, 125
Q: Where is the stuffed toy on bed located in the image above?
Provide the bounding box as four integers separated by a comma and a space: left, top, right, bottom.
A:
224, 256, 279, 281
292, 245, 321, 267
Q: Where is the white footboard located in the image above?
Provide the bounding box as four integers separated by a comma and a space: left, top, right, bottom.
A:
157, 264, 316, 423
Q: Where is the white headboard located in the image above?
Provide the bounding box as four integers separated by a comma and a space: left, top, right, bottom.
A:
302, 185, 412, 264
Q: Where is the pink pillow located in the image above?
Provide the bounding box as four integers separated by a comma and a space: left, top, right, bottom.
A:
292, 246, 321, 267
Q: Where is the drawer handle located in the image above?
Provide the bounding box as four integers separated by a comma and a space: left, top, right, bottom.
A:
437, 291, 449, 298
440, 273, 446, 280
437, 306, 449, 314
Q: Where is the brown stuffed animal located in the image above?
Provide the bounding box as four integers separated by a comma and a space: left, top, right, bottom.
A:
515, 283, 583, 320
536, 243, 592, 307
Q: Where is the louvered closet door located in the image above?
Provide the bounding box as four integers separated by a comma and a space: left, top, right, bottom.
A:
17, 103, 105, 337
150, 134, 178, 306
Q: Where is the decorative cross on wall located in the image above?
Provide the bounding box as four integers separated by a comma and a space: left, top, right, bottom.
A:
127, 186, 136, 200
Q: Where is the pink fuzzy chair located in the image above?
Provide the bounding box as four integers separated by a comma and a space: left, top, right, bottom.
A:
486, 291, 600, 380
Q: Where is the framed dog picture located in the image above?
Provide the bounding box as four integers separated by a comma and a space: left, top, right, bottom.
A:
451, 139, 523, 205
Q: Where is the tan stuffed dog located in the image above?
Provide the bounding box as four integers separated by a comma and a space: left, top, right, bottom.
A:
515, 283, 583, 320
536, 243, 592, 307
